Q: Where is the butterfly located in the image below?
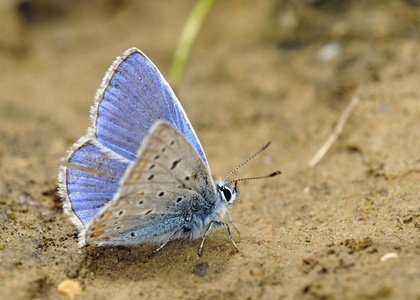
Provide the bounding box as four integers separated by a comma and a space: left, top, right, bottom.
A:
58, 48, 280, 255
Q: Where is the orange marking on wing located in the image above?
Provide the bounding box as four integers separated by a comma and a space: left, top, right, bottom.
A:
103, 211, 112, 219
93, 230, 105, 239
94, 224, 105, 230
139, 161, 147, 170
132, 161, 148, 180
116, 199, 129, 209
132, 172, 142, 180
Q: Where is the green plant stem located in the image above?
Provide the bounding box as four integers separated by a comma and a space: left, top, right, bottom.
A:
170, 0, 216, 87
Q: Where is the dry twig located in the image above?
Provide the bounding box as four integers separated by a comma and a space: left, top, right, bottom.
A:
308, 95, 360, 168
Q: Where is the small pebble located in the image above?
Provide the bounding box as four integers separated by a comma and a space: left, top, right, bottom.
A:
318, 42, 342, 63
57, 279, 82, 298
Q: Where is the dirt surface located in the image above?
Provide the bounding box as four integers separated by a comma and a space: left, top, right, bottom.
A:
0, 1, 419, 299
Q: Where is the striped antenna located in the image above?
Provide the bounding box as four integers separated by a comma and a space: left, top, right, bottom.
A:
229, 171, 281, 184
224, 141, 272, 181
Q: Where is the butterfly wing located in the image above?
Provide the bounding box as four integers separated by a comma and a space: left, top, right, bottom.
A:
58, 139, 129, 229
92, 48, 208, 163
59, 48, 208, 230
81, 121, 216, 247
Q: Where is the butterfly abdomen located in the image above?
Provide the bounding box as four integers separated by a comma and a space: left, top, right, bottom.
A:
175, 195, 227, 240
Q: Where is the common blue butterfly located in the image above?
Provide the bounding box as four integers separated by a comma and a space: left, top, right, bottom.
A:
58, 48, 280, 255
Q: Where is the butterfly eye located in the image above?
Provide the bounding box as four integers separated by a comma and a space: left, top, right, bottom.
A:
222, 187, 232, 202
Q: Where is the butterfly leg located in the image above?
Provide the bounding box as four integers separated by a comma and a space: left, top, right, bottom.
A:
214, 220, 239, 252
226, 209, 240, 237
148, 226, 184, 258
198, 220, 214, 256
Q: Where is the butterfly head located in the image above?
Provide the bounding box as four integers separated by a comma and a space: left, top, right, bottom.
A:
217, 141, 281, 209
216, 181, 239, 207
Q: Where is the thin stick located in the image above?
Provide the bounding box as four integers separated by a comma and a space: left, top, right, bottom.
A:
308, 95, 360, 168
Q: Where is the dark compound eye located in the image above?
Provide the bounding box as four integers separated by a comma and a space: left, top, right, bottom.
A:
222, 187, 232, 202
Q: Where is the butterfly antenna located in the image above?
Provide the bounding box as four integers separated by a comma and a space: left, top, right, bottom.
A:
224, 141, 272, 181
229, 171, 281, 184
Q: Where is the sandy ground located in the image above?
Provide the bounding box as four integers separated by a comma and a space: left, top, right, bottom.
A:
0, 1, 419, 299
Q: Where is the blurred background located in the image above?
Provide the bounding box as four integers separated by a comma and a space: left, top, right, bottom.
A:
0, 1, 419, 299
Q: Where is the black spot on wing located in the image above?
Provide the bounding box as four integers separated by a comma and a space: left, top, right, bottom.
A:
144, 209, 153, 215
171, 159, 181, 170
